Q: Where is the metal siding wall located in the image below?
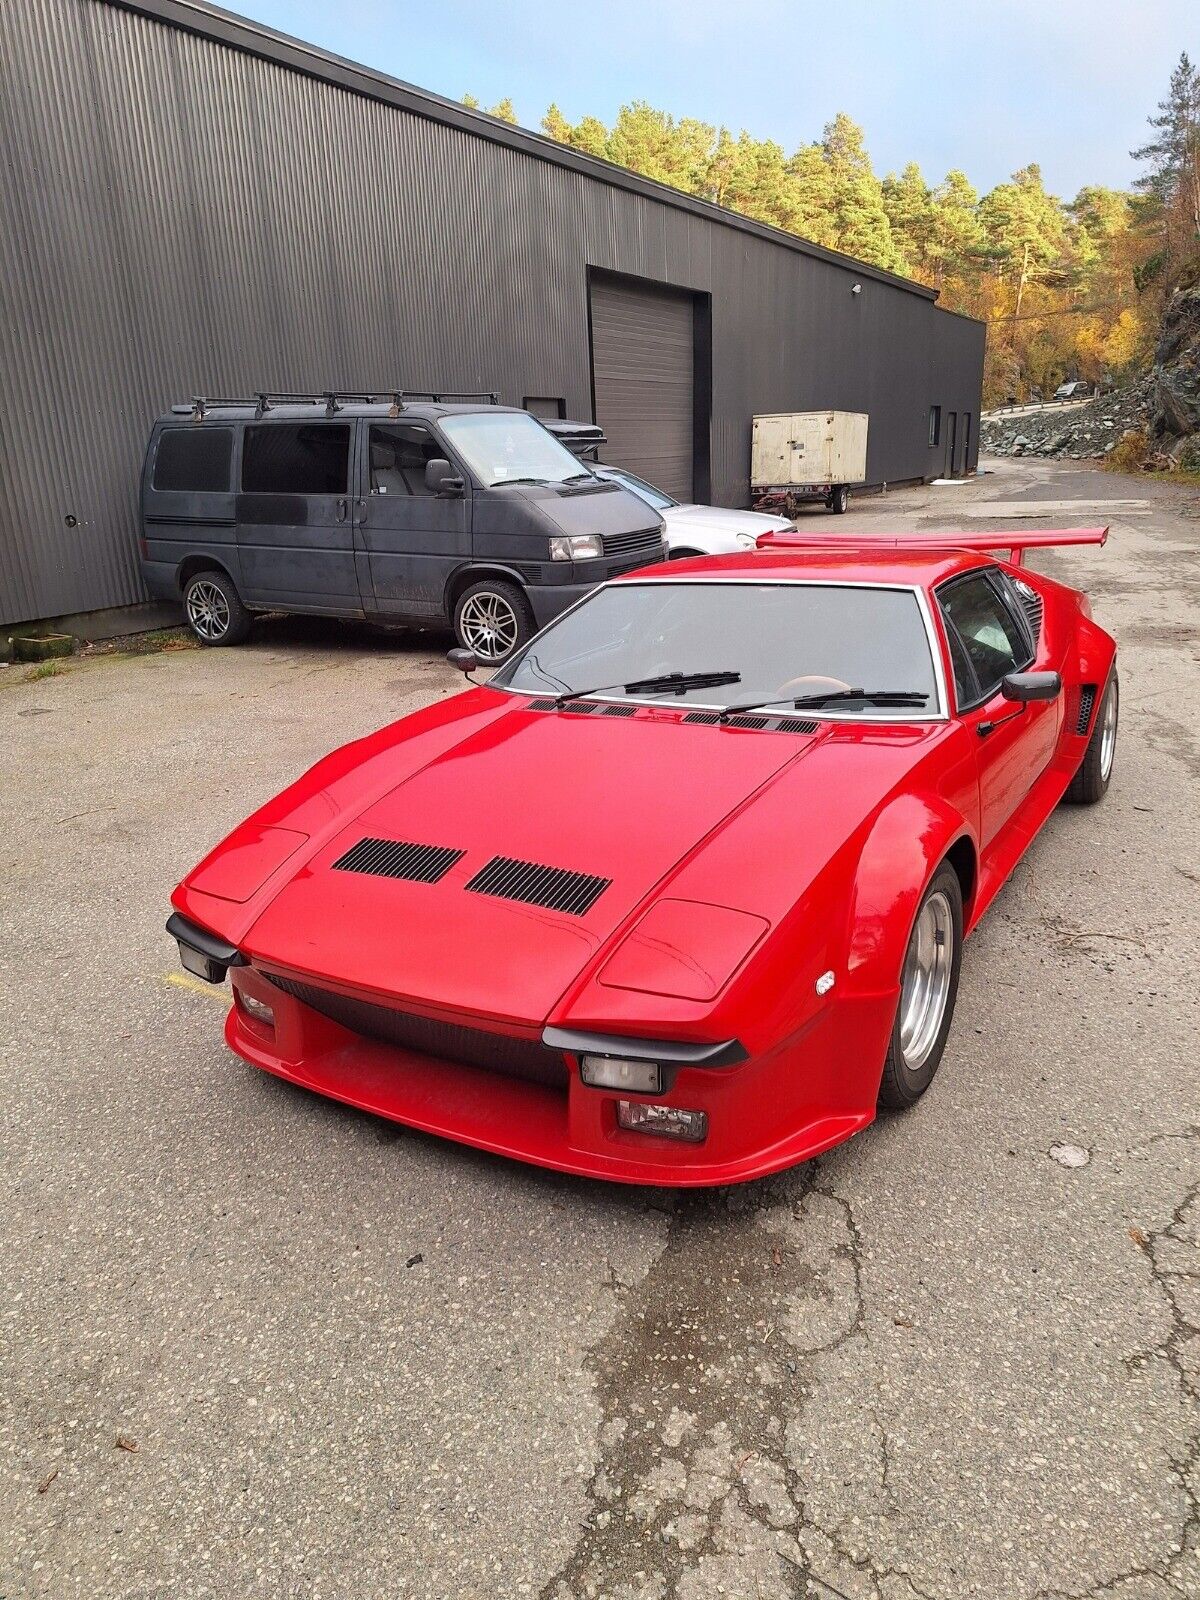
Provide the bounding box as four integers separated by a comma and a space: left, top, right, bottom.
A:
0, 0, 985, 626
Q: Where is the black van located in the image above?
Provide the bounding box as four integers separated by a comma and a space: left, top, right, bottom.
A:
139, 391, 666, 663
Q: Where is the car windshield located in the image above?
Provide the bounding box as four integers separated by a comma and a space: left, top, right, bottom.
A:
440, 412, 588, 487
603, 469, 677, 511
493, 581, 940, 717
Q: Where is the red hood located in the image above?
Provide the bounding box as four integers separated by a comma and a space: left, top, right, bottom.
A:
239, 705, 808, 1025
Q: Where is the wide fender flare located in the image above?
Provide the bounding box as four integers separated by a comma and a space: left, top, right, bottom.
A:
842, 792, 973, 999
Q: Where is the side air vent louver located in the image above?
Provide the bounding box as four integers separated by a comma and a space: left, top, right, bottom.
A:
332, 837, 464, 883
466, 855, 611, 915
1077, 684, 1097, 735
1013, 579, 1044, 640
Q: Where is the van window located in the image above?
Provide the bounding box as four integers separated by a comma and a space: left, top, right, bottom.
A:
154, 427, 232, 492
242, 424, 350, 495
368, 425, 440, 495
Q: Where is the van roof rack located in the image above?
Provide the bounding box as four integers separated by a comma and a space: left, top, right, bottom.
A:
182, 389, 502, 420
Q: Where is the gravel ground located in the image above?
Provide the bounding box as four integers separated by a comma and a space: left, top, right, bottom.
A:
2, 456, 1197, 1600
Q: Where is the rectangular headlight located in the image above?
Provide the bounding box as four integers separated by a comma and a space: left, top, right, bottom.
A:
580, 1054, 663, 1094
549, 534, 604, 561
617, 1101, 708, 1143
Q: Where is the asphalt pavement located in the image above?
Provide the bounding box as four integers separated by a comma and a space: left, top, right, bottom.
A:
1, 456, 1197, 1600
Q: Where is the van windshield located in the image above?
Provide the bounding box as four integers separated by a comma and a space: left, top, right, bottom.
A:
440, 412, 591, 487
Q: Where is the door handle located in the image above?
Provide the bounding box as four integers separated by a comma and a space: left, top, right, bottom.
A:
336, 497, 348, 523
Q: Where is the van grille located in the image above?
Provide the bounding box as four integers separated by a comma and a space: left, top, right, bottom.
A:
332, 837, 464, 883
265, 975, 567, 1089
603, 527, 664, 557
466, 855, 611, 915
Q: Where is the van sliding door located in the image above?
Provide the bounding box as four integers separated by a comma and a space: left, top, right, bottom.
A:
237, 422, 362, 613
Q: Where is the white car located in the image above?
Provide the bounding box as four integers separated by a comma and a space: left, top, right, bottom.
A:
593, 466, 795, 558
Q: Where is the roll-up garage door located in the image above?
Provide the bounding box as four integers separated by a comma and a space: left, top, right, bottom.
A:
590, 276, 694, 502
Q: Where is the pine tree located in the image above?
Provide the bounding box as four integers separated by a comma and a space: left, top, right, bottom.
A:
1131, 52, 1200, 238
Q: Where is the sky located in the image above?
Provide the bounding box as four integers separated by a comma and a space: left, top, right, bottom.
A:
229, 0, 1192, 200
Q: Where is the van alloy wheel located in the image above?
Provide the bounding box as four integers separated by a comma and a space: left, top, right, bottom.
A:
458, 591, 519, 661
186, 579, 231, 641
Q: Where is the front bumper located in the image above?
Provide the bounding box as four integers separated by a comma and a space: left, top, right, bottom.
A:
223, 964, 881, 1187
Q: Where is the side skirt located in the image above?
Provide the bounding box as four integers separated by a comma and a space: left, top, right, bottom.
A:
968, 762, 1074, 933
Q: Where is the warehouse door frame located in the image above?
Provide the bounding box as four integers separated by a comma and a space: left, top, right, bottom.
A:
586, 266, 712, 504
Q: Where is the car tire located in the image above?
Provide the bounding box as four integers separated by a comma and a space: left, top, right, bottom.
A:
183, 568, 251, 646
453, 578, 534, 666
1064, 671, 1118, 805
877, 863, 963, 1111
827, 485, 849, 515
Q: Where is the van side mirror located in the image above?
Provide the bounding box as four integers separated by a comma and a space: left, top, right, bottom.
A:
426, 458, 464, 497
447, 647, 478, 676
1001, 670, 1061, 703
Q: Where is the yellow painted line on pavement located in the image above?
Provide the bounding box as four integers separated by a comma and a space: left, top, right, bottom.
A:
163, 970, 233, 1006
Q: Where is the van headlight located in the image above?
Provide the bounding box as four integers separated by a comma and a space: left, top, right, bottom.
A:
549, 534, 603, 561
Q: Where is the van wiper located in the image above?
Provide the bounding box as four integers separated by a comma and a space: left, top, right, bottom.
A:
718, 687, 930, 722
493, 476, 550, 487
554, 670, 741, 708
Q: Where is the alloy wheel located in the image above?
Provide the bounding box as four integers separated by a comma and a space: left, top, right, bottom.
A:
458, 591, 519, 661
1099, 680, 1118, 782
186, 579, 230, 641
898, 890, 954, 1071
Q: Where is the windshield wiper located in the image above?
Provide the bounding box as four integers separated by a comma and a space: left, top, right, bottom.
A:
554, 670, 741, 708
492, 476, 550, 487
718, 687, 931, 722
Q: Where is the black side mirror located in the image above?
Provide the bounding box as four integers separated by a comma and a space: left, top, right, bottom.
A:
425, 458, 464, 497
447, 647, 478, 676
1001, 670, 1061, 703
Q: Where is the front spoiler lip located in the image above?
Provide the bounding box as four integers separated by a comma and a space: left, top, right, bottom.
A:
166, 911, 245, 979
541, 1025, 746, 1069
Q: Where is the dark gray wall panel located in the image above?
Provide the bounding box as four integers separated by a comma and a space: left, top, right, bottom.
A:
0, 0, 985, 625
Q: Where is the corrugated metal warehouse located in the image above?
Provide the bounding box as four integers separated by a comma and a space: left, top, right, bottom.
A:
0, 0, 986, 631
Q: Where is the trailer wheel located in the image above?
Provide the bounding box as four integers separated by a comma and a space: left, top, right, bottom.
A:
827, 485, 849, 515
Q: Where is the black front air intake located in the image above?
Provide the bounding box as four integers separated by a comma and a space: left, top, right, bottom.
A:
265, 975, 568, 1089
465, 855, 611, 915
332, 837, 464, 883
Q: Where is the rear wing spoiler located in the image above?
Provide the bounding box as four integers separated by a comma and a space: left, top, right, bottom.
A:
755, 526, 1109, 567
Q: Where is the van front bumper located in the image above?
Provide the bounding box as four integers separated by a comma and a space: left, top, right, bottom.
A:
527, 580, 595, 629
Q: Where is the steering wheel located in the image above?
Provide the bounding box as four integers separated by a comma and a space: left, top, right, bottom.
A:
775, 673, 853, 697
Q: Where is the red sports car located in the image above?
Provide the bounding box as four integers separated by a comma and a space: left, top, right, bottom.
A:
168, 529, 1117, 1186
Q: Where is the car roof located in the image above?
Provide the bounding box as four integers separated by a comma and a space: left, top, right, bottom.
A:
614, 545, 992, 589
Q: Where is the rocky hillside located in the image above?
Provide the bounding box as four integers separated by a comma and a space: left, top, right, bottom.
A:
981, 270, 1200, 470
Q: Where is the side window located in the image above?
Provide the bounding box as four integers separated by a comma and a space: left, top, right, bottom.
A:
939, 572, 1031, 704
943, 623, 977, 710
368, 425, 440, 496
153, 427, 232, 492
241, 424, 350, 495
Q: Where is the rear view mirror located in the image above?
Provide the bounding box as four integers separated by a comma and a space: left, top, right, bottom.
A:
447, 647, 478, 676
425, 458, 464, 496
1001, 670, 1061, 703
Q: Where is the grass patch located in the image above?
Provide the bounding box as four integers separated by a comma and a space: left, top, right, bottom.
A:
24, 660, 65, 681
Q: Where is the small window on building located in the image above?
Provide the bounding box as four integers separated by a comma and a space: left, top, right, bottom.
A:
928, 406, 941, 447
524, 396, 567, 420
241, 423, 350, 495
368, 425, 441, 495
153, 427, 233, 492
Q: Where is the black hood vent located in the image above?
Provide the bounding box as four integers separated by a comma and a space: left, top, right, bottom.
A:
601, 703, 637, 717
333, 836, 464, 883
683, 710, 818, 733
466, 855, 611, 915
775, 717, 820, 734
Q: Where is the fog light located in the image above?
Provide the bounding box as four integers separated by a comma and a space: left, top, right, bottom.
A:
178, 943, 228, 984
580, 1054, 663, 1094
237, 991, 275, 1029
617, 1101, 708, 1143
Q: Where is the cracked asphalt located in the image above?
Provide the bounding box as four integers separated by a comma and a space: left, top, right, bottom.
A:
1, 456, 1197, 1599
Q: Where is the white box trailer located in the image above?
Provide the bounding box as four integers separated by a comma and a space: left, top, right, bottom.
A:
751, 411, 868, 516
